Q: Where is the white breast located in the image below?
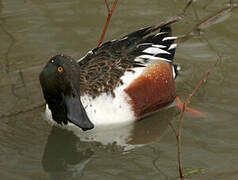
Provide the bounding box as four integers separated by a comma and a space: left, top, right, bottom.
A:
81, 92, 134, 126
80, 67, 145, 126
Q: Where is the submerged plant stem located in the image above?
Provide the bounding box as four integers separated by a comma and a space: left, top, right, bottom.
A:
176, 56, 221, 179
177, 103, 185, 179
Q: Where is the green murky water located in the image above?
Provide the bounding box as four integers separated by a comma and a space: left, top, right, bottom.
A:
1, 0, 238, 179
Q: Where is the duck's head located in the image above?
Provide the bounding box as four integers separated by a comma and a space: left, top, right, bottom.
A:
39, 54, 94, 131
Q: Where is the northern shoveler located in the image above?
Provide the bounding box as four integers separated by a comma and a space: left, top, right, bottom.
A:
39, 24, 179, 131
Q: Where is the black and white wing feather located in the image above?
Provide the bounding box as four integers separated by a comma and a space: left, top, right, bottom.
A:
78, 25, 178, 97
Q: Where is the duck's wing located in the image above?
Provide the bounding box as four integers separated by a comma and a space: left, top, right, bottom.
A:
78, 25, 177, 98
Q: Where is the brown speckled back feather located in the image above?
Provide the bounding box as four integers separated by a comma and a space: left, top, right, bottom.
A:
78, 25, 176, 98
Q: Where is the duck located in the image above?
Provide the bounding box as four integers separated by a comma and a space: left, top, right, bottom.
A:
39, 24, 179, 131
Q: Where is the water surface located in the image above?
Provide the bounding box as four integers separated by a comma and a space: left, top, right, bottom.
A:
1, 0, 238, 179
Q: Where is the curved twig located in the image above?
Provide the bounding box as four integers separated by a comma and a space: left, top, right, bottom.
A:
98, 0, 118, 47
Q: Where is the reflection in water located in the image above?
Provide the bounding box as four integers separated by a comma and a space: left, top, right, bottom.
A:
42, 126, 94, 179
42, 108, 177, 179
66, 107, 177, 148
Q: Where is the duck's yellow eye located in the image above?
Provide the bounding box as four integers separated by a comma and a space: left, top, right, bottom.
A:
57, 66, 64, 72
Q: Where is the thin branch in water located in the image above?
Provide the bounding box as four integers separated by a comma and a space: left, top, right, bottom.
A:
105, 0, 110, 12
177, 103, 186, 179
98, 0, 118, 47
153, 16, 182, 31
0, 20, 16, 74
178, 5, 234, 43
169, 122, 178, 137
0, 102, 45, 119
180, 0, 193, 16
193, 7, 233, 35
175, 6, 227, 174
187, 56, 221, 105
176, 56, 221, 179
169, 119, 184, 178
160, 0, 193, 28
168, 3, 229, 179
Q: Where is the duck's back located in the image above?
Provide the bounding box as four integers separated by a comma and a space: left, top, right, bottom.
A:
78, 25, 178, 126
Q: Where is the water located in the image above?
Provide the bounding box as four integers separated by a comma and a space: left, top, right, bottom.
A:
1, 0, 238, 179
